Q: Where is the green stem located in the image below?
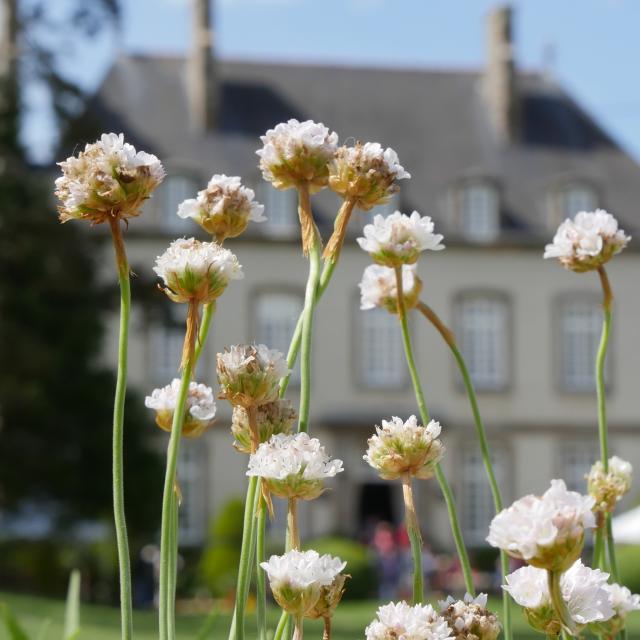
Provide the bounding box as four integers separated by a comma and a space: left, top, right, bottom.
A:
605, 515, 619, 581
193, 301, 215, 369
394, 268, 474, 595
593, 522, 605, 569
167, 490, 179, 640
256, 489, 267, 640
416, 301, 511, 638
402, 475, 424, 604
108, 218, 133, 640
273, 612, 290, 640
158, 300, 198, 640
287, 498, 300, 550
547, 570, 576, 636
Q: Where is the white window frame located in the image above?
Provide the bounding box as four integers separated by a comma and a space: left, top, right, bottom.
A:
356, 304, 408, 390
178, 441, 207, 546
261, 184, 298, 237
454, 293, 510, 391
156, 173, 200, 232
457, 181, 500, 242
557, 440, 598, 494
151, 305, 186, 383
548, 181, 598, 228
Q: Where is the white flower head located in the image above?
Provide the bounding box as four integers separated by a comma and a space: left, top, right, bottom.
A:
364, 416, 444, 481
359, 264, 422, 314
329, 142, 410, 210
247, 432, 344, 500
503, 561, 614, 635
256, 119, 339, 192
260, 549, 346, 616
55, 132, 165, 224
438, 593, 501, 640
217, 344, 290, 408
153, 238, 243, 304
587, 456, 633, 514
487, 479, 596, 571
145, 379, 216, 438
231, 400, 296, 454
177, 174, 265, 241
365, 601, 453, 640
357, 211, 444, 267
544, 209, 630, 272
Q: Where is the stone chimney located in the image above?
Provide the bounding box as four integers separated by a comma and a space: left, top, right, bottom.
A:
188, 0, 217, 131
483, 5, 519, 143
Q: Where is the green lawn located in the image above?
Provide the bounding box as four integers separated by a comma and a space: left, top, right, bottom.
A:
1, 592, 639, 639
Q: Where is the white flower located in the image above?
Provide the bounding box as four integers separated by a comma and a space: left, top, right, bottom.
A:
247, 432, 344, 500
177, 174, 265, 241
260, 549, 346, 616
587, 456, 633, 513
438, 593, 501, 640
329, 142, 410, 210
153, 238, 243, 304
256, 119, 339, 192
503, 561, 614, 634
365, 601, 453, 640
55, 132, 165, 223
357, 211, 444, 267
364, 416, 444, 481
145, 379, 216, 438
359, 264, 422, 314
605, 583, 640, 618
487, 479, 596, 571
217, 344, 290, 408
544, 209, 630, 272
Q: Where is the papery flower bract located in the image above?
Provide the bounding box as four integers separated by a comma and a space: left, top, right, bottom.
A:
231, 399, 296, 454
438, 593, 501, 640
256, 119, 339, 193
357, 211, 444, 267
55, 132, 165, 224
364, 416, 444, 481
591, 582, 640, 637
154, 238, 243, 304
247, 432, 343, 500
543, 209, 630, 272
217, 344, 289, 408
329, 142, 410, 210
144, 379, 216, 438
177, 174, 265, 241
359, 264, 422, 314
587, 456, 633, 514
305, 573, 349, 621
260, 549, 346, 617
487, 479, 596, 571
503, 561, 614, 635
365, 601, 453, 640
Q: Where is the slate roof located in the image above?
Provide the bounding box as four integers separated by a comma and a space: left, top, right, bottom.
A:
80, 54, 640, 240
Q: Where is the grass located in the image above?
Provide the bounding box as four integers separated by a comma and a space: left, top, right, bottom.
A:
1, 591, 639, 639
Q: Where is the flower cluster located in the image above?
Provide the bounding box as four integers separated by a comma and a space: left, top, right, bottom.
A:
364, 416, 444, 481
154, 238, 243, 304
359, 264, 422, 314
217, 344, 289, 408
257, 119, 339, 193
438, 593, 501, 640
144, 379, 216, 438
231, 399, 296, 454
587, 455, 633, 514
260, 549, 346, 617
365, 601, 453, 640
487, 479, 595, 571
177, 174, 265, 241
247, 432, 343, 500
544, 209, 630, 272
328, 142, 410, 210
592, 582, 640, 636
55, 132, 165, 224
358, 211, 444, 267
503, 560, 614, 635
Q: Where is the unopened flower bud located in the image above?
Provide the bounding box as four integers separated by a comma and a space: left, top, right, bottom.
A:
305, 573, 349, 621
438, 593, 501, 640
364, 416, 444, 481
144, 379, 216, 438
217, 344, 289, 408
359, 264, 422, 314
231, 400, 296, 454
587, 456, 632, 514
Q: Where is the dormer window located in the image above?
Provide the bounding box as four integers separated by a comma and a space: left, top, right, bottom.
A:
457, 180, 500, 242
262, 184, 297, 237
157, 174, 199, 231
549, 181, 598, 227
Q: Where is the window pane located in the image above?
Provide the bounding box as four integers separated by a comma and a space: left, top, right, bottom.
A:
561, 185, 597, 218
358, 308, 406, 388
460, 184, 499, 241
255, 292, 303, 383
158, 175, 198, 231
262, 185, 297, 236
456, 296, 508, 390
178, 442, 207, 546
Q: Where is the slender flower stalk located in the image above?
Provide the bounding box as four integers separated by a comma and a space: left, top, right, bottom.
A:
194, 302, 215, 367
393, 267, 474, 594
255, 492, 268, 640
108, 218, 134, 640
416, 300, 512, 640
402, 474, 424, 604
288, 498, 300, 550
547, 571, 577, 636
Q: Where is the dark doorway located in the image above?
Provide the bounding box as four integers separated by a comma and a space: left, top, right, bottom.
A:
358, 482, 396, 525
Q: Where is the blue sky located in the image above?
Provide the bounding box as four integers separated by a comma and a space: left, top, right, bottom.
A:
27, 0, 640, 163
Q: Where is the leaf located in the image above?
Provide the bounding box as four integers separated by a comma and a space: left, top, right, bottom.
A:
63, 570, 81, 640
0, 603, 31, 640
